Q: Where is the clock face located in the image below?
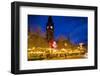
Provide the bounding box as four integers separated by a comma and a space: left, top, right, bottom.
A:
47, 25, 53, 29
47, 26, 49, 29
50, 26, 53, 29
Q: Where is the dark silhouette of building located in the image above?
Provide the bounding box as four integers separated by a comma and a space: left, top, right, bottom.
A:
46, 16, 54, 42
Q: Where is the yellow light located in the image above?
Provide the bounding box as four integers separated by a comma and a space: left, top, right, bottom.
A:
32, 47, 35, 50
28, 48, 32, 51
61, 48, 66, 51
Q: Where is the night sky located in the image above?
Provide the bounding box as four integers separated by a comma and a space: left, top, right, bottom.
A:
28, 15, 88, 45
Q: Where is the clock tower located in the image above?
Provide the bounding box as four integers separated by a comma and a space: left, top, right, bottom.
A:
46, 16, 54, 42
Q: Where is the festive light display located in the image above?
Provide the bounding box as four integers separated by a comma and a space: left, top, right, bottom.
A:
28, 16, 87, 61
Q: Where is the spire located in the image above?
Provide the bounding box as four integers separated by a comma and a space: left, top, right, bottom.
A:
47, 16, 53, 25
48, 16, 52, 22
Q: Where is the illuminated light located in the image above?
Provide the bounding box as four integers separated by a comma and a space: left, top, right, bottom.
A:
28, 48, 32, 51
64, 43, 67, 47
61, 48, 66, 51
74, 50, 80, 53
29, 51, 33, 54
52, 49, 57, 53
35, 51, 44, 54
52, 41, 57, 48
50, 26, 53, 29
28, 43, 86, 60
77, 47, 80, 49
79, 43, 84, 49
79, 43, 84, 45
32, 47, 35, 50
47, 48, 50, 50
68, 50, 73, 53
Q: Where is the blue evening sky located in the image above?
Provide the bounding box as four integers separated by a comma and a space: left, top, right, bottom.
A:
28, 15, 88, 44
